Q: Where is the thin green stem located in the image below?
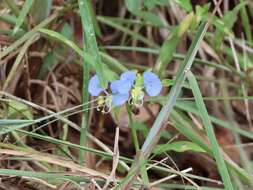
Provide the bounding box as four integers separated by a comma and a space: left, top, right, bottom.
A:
126, 105, 139, 152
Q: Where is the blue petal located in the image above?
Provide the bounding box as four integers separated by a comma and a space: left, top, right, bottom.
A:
118, 81, 132, 94
88, 75, 104, 96
112, 92, 129, 106
120, 71, 136, 85
110, 79, 132, 94
116, 71, 136, 93
110, 80, 122, 94
143, 71, 162, 96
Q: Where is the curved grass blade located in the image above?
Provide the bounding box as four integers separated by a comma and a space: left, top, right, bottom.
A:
97, 16, 158, 48
39, 28, 125, 74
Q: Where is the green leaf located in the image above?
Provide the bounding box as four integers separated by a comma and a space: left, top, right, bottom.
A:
87, 0, 102, 37
38, 28, 118, 78
60, 23, 73, 39
38, 51, 57, 79
139, 155, 149, 186
136, 11, 165, 27
97, 16, 158, 48
174, 0, 192, 12
162, 79, 174, 87
30, 0, 52, 23
239, 0, 252, 43
213, 2, 246, 48
132, 122, 149, 137
187, 72, 234, 189
8, 100, 33, 120
125, 0, 142, 13
155, 13, 195, 75
38, 24, 73, 79
78, 0, 107, 88
153, 141, 206, 154
4, 0, 20, 16
144, 0, 168, 10
13, 0, 34, 34
196, 4, 210, 21
39, 28, 82, 55
0, 119, 33, 126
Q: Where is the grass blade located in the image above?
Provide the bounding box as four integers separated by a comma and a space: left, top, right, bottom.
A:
78, 0, 107, 88
187, 72, 234, 189
4, 0, 20, 16
13, 0, 34, 34
97, 16, 158, 48
78, 0, 90, 165
155, 13, 194, 76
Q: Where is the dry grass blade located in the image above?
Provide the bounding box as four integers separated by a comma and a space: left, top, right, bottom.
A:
0, 148, 108, 179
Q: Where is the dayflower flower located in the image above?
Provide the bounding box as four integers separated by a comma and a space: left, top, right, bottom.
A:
110, 80, 130, 106
88, 70, 162, 112
109, 71, 136, 106
118, 71, 136, 93
88, 75, 105, 96
130, 71, 162, 106
143, 71, 162, 97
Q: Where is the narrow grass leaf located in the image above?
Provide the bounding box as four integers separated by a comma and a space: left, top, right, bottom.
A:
153, 141, 206, 155
4, 0, 20, 16
15, 130, 133, 163
13, 0, 34, 34
87, 0, 102, 37
8, 100, 33, 120
78, 0, 90, 164
0, 14, 17, 25
174, 0, 193, 12
239, 0, 252, 43
125, 0, 141, 12
39, 28, 120, 77
97, 16, 158, 48
187, 72, 233, 189
78, 0, 107, 87
175, 101, 253, 140
155, 13, 194, 75
0, 119, 33, 126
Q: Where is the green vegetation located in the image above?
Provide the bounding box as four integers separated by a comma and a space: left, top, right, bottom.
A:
0, 0, 253, 189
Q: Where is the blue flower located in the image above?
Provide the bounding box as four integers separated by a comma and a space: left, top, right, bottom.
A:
116, 71, 136, 94
143, 71, 162, 96
88, 75, 105, 96
89, 71, 162, 109
110, 80, 129, 106
120, 71, 136, 84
